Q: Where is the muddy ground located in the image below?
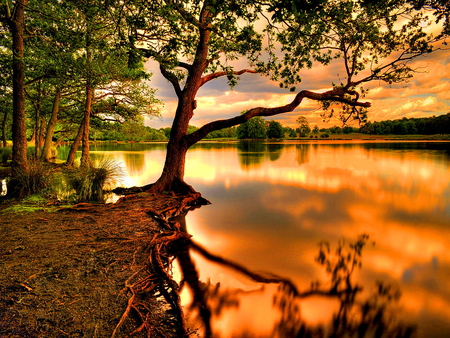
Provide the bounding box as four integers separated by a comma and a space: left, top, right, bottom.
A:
0, 193, 191, 338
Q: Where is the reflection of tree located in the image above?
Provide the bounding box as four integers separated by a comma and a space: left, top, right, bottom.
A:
273, 235, 416, 338
115, 204, 415, 338
267, 143, 284, 162
182, 228, 415, 338
237, 141, 266, 169
122, 153, 145, 175
296, 144, 310, 165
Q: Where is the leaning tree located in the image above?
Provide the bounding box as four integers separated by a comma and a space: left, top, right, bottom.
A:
126, 0, 446, 194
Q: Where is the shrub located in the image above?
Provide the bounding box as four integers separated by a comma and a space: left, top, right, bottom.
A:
65, 158, 124, 203
7, 160, 54, 198
0, 147, 12, 164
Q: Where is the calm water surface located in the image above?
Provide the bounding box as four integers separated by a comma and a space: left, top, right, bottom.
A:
72, 141, 450, 337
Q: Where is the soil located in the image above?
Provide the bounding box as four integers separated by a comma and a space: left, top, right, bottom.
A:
0, 192, 198, 338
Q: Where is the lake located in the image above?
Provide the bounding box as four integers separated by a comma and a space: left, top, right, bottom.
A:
64, 140, 450, 337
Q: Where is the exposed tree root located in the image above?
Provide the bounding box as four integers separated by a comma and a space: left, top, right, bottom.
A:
111, 193, 209, 337
111, 195, 370, 338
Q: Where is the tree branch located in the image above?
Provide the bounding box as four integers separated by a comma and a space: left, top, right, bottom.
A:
186, 89, 370, 146
190, 239, 362, 299
159, 64, 182, 97
201, 68, 258, 85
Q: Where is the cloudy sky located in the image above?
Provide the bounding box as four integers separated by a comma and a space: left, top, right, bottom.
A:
143, 46, 450, 130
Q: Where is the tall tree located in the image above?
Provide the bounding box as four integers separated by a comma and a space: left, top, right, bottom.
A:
296, 116, 310, 137
21, 0, 160, 167
0, 0, 28, 176
0, 36, 12, 148
129, 0, 445, 194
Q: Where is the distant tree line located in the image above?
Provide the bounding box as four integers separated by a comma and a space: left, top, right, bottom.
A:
91, 119, 167, 142
360, 113, 450, 135
81, 112, 450, 142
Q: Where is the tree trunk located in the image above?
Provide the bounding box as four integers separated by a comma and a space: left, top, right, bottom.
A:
1, 111, 8, 147
80, 84, 93, 167
41, 89, 61, 162
33, 95, 42, 159
10, 0, 28, 173
147, 8, 213, 194
151, 139, 194, 194
65, 117, 84, 167
150, 96, 197, 194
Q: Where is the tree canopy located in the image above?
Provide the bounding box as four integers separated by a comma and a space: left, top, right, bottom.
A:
118, 0, 447, 193
0, 0, 162, 189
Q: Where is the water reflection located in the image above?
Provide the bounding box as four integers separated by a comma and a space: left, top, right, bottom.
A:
237, 141, 267, 169
58, 140, 450, 337
172, 212, 416, 338
296, 144, 310, 165
181, 141, 450, 338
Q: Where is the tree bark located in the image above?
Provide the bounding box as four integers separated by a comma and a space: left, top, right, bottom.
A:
1, 111, 8, 147
65, 117, 84, 167
32, 84, 42, 159
10, 0, 28, 173
144, 4, 373, 195
150, 99, 197, 194
80, 84, 93, 167
149, 88, 371, 194
148, 7, 212, 194
41, 89, 61, 162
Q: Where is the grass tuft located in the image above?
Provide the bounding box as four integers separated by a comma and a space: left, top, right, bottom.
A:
7, 160, 54, 198
65, 158, 124, 203
0, 147, 12, 164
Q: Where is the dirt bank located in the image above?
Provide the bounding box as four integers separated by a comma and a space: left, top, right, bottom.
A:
0, 193, 199, 337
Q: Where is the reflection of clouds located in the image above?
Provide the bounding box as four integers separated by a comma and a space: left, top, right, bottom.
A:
261, 188, 325, 219
116, 142, 450, 337
188, 144, 450, 215
402, 256, 439, 287
112, 151, 166, 188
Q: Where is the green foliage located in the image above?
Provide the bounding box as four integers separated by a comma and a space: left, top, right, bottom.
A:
265, 0, 438, 86
237, 116, 267, 139
160, 127, 172, 139
296, 116, 311, 137
205, 127, 237, 139
2, 194, 60, 214
266, 120, 284, 139
360, 113, 450, 135
92, 120, 167, 142
65, 158, 124, 203
187, 125, 199, 135
0, 146, 12, 164
342, 126, 357, 134
133, 0, 264, 87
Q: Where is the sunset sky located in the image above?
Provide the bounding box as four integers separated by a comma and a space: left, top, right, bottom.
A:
144, 46, 450, 130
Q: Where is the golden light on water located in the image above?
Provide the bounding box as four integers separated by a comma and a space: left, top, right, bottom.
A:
96, 141, 450, 337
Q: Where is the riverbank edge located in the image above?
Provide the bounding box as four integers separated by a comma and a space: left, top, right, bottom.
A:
0, 192, 207, 337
